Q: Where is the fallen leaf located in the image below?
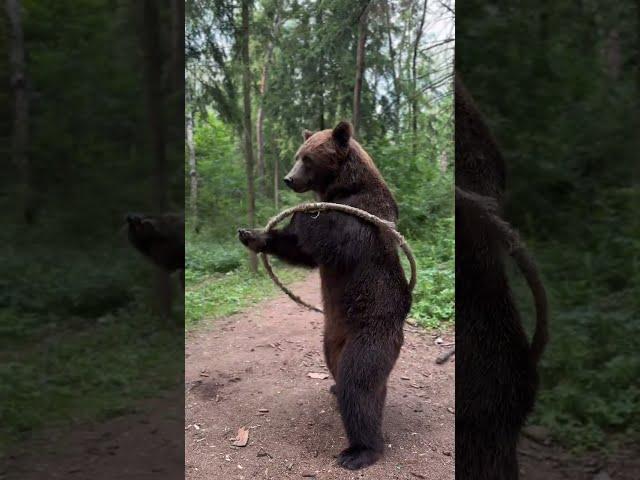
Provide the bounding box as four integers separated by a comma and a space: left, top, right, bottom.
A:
232, 427, 249, 447
307, 372, 329, 380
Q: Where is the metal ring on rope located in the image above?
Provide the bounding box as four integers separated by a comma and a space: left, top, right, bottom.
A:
259, 202, 417, 313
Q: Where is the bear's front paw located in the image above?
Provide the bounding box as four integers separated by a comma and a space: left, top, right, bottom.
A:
238, 228, 267, 252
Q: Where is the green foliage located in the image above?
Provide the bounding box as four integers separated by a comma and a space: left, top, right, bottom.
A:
185, 240, 305, 328
187, 242, 244, 277
409, 218, 455, 329
187, 0, 454, 213
187, 114, 247, 234
510, 194, 640, 451
1, 244, 136, 318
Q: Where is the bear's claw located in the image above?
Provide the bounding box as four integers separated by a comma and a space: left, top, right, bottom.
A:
337, 446, 381, 470
238, 228, 254, 246
238, 228, 266, 252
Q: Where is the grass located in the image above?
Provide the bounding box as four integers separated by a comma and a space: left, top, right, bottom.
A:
185, 239, 306, 329
0, 309, 182, 457
0, 237, 183, 458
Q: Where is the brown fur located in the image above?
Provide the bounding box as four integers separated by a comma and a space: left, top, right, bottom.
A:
126, 212, 185, 288
239, 121, 411, 470
455, 74, 548, 479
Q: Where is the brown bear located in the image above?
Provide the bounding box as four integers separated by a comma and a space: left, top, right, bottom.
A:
126, 212, 185, 288
238, 121, 411, 470
455, 74, 548, 479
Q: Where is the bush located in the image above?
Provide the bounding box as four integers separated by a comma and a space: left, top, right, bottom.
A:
186, 240, 244, 278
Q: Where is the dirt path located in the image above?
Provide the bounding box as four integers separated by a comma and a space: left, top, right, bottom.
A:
185, 273, 455, 480
518, 436, 640, 480
3, 392, 184, 480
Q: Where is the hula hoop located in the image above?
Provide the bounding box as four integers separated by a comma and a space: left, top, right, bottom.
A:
259, 202, 417, 313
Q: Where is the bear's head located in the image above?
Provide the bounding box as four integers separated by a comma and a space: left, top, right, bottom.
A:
126, 213, 159, 244
283, 121, 353, 194
126, 213, 184, 246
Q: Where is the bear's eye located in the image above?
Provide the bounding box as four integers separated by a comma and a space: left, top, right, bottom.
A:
302, 155, 312, 164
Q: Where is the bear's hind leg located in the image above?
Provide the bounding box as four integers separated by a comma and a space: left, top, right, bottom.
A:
335, 334, 398, 470
323, 325, 346, 394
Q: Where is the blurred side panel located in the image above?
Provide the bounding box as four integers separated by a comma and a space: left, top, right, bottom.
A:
457, 1, 640, 479
0, 1, 185, 478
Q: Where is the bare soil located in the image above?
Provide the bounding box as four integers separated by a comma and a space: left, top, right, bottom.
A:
185, 273, 455, 480
519, 436, 640, 480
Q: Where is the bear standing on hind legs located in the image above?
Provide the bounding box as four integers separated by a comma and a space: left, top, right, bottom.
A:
455, 74, 548, 479
238, 121, 412, 470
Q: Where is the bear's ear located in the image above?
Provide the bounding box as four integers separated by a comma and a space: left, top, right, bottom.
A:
332, 121, 352, 149
302, 129, 314, 141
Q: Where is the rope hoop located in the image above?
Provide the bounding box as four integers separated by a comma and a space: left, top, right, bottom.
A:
259, 202, 417, 313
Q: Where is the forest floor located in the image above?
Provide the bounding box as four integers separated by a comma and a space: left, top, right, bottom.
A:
185, 273, 455, 480
2, 390, 184, 480
519, 435, 640, 480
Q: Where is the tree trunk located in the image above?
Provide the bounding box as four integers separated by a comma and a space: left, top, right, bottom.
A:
6, 0, 34, 224
241, 0, 258, 273
170, 0, 185, 96
187, 108, 198, 232
255, 86, 267, 194
316, 7, 325, 130
385, 0, 401, 133
140, 0, 172, 316
636, 0, 640, 104
397, 2, 411, 131
353, 3, 369, 139
256, 9, 282, 195
318, 91, 325, 130
635, 0, 640, 185
274, 155, 279, 210
412, 0, 428, 156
